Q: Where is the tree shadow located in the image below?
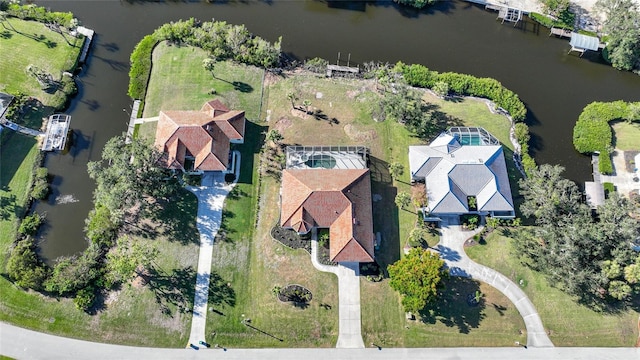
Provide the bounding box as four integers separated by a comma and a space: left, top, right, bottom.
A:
369, 155, 400, 272
0, 132, 39, 191
434, 244, 462, 261
146, 265, 197, 317
0, 30, 12, 39
101, 42, 120, 52
234, 120, 267, 184
419, 276, 486, 334
151, 188, 200, 245
231, 81, 253, 93
207, 271, 236, 307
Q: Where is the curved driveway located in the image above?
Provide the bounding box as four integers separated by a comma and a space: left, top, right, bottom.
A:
437, 222, 554, 347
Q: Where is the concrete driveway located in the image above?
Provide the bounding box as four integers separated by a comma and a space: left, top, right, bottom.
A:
185, 151, 240, 347
436, 218, 554, 348
310, 232, 365, 348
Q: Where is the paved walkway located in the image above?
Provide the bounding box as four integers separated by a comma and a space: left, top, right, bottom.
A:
1, 322, 637, 360
436, 218, 553, 348
310, 231, 365, 348
185, 151, 240, 347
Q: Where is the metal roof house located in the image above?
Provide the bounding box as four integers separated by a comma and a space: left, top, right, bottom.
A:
409, 128, 515, 221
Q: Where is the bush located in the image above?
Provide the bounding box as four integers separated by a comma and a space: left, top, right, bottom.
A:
573, 101, 634, 162
394, 0, 435, 9
45, 243, 104, 295
304, 57, 328, 74
74, 286, 96, 311
85, 204, 118, 247
30, 167, 49, 200
6, 4, 75, 28
603, 182, 615, 195
599, 153, 614, 175
6, 237, 49, 290
127, 35, 157, 99
18, 213, 44, 235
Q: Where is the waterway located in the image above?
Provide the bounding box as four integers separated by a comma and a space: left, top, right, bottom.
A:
35, 0, 640, 262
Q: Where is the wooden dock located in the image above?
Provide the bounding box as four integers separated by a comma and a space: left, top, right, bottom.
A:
549, 26, 573, 38
497, 7, 523, 26
125, 100, 141, 144
326, 64, 359, 77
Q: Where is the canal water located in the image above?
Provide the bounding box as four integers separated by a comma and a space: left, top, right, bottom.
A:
35, 0, 640, 262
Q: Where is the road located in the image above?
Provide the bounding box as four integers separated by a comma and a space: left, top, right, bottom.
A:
1, 322, 637, 360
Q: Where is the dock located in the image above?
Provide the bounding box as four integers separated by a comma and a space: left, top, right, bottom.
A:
497, 7, 523, 25
326, 64, 359, 77
125, 99, 141, 144
549, 26, 573, 38
76, 26, 95, 64
585, 153, 605, 208
41, 114, 71, 151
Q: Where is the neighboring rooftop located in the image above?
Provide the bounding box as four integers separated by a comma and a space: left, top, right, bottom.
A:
154, 99, 245, 172
410, 128, 515, 218
280, 146, 375, 263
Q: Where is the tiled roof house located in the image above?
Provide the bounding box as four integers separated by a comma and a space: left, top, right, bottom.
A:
409, 128, 515, 219
280, 148, 375, 263
154, 100, 245, 172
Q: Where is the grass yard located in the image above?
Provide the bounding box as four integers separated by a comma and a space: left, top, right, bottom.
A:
261, 72, 529, 346
136, 120, 158, 143
612, 121, 640, 151
143, 42, 263, 119
0, 18, 82, 107
466, 230, 640, 346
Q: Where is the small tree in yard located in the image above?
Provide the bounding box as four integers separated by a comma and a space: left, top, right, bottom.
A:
395, 191, 411, 210
202, 57, 216, 78
302, 99, 312, 114
287, 92, 298, 110
389, 162, 404, 180
388, 248, 448, 313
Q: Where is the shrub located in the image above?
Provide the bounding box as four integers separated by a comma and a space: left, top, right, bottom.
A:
304, 57, 328, 74
45, 243, 104, 295
127, 35, 157, 99
74, 286, 96, 311
6, 237, 49, 290
85, 204, 118, 247
603, 182, 615, 195
30, 167, 49, 200
599, 153, 614, 175
6, 4, 75, 28
18, 213, 43, 235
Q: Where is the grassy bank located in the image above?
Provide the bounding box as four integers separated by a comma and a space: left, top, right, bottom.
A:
0, 18, 82, 108
466, 231, 639, 346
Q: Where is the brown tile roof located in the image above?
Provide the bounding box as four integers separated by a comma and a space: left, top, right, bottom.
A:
281, 168, 375, 263
154, 100, 245, 172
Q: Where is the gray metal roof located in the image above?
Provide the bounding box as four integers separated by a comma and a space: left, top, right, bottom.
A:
570, 33, 600, 51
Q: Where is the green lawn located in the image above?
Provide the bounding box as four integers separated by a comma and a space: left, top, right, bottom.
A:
466, 230, 640, 346
137, 120, 158, 143
143, 42, 263, 120
0, 18, 82, 107
612, 121, 640, 151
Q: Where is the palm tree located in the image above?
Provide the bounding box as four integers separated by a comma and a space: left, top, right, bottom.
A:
389, 162, 404, 180
286, 92, 298, 110
266, 129, 283, 146
302, 99, 312, 114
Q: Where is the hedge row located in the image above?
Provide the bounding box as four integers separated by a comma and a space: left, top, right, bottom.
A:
514, 123, 537, 175
395, 63, 527, 121
127, 35, 157, 99
572, 101, 637, 175
2, 2, 75, 28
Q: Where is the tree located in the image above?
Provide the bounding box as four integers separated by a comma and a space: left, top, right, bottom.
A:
393, 0, 435, 9
18, 213, 44, 235
45, 243, 103, 295
388, 162, 404, 180
106, 236, 158, 285
85, 204, 118, 247
408, 227, 429, 247
381, 85, 445, 139
87, 135, 179, 222
388, 248, 448, 313
286, 92, 298, 110
395, 191, 411, 210
265, 129, 283, 146
595, 0, 640, 71
6, 237, 49, 290
302, 99, 312, 114
202, 57, 216, 78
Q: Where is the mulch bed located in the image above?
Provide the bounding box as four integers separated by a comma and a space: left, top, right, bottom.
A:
277, 284, 313, 304
271, 225, 311, 253
624, 150, 639, 173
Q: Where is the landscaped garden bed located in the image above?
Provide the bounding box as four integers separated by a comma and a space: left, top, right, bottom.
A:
275, 284, 313, 305
270, 224, 310, 253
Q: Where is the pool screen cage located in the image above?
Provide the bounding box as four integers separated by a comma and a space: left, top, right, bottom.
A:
285, 145, 369, 170
446, 127, 500, 146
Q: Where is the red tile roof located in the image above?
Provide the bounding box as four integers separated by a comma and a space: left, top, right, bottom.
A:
281, 169, 375, 263
154, 100, 245, 172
